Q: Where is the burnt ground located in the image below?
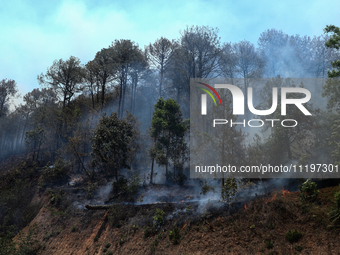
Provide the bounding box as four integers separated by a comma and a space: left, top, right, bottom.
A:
15, 184, 340, 255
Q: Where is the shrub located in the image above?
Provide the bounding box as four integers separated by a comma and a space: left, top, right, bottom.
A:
285, 229, 303, 243
169, 227, 180, 245
153, 209, 165, 226
144, 226, 152, 238
108, 204, 134, 228
329, 191, 340, 225
40, 159, 69, 184
48, 189, 62, 207
265, 240, 274, 249
200, 179, 215, 195
296, 244, 303, 252
104, 242, 111, 248
299, 179, 319, 202
221, 178, 238, 203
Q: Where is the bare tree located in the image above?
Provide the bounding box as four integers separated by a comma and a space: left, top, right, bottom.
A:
146, 37, 177, 98
0, 79, 18, 117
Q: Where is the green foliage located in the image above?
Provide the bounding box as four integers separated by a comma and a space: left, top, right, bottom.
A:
285, 229, 303, 243
71, 225, 76, 232
149, 98, 188, 182
221, 178, 238, 203
40, 159, 69, 184
104, 242, 111, 248
118, 234, 126, 245
86, 181, 98, 198
153, 209, 165, 226
48, 189, 62, 207
15, 224, 41, 255
169, 227, 181, 245
25, 126, 45, 161
265, 240, 274, 249
108, 204, 134, 228
296, 244, 303, 252
260, 78, 314, 164
150, 238, 159, 252
324, 25, 340, 78
94, 236, 98, 242
299, 179, 319, 202
200, 179, 216, 195
329, 191, 340, 225
127, 172, 142, 195
112, 172, 141, 201
144, 226, 152, 238
91, 112, 135, 178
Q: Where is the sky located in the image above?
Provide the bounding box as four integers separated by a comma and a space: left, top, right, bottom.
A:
0, 0, 339, 106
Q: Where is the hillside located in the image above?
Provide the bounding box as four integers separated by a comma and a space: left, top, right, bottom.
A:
12, 184, 340, 255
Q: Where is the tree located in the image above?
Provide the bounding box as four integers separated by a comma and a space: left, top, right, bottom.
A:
324, 25, 340, 78
0, 79, 18, 117
321, 25, 340, 166
258, 29, 289, 77
38, 56, 84, 109
169, 26, 222, 100
91, 112, 134, 180
89, 48, 116, 109
149, 98, 188, 183
146, 37, 177, 98
110, 39, 145, 118
260, 78, 314, 164
235, 40, 263, 88
218, 43, 238, 82
25, 126, 45, 161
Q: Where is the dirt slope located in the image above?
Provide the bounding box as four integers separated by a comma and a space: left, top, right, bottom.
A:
17, 186, 340, 255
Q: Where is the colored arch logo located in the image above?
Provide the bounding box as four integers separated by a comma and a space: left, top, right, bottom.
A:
196, 82, 222, 106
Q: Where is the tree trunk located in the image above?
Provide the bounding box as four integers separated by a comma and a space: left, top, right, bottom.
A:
150, 158, 154, 184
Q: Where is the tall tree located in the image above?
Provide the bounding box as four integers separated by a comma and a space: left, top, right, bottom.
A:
0, 79, 18, 118
324, 25, 340, 78
149, 98, 187, 182
90, 48, 116, 109
38, 56, 84, 109
169, 25, 222, 100
91, 112, 134, 180
110, 39, 145, 118
235, 40, 263, 88
146, 37, 177, 98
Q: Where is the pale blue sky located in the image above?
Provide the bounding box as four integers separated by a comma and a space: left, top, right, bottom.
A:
1, 0, 339, 105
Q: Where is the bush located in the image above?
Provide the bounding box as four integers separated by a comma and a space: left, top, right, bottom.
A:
153, 209, 165, 226
329, 191, 340, 225
299, 179, 319, 202
144, 226, 152, 238
48, 189, 62, 207
265, 240, 274, 249
200, 179, 215, 195
169, 227, 180, 245
296, 244, 303, 252
40, 159, 69, 184
285, 229, 303, 243
112, 173, 141, 201
221, 178, 238, 203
